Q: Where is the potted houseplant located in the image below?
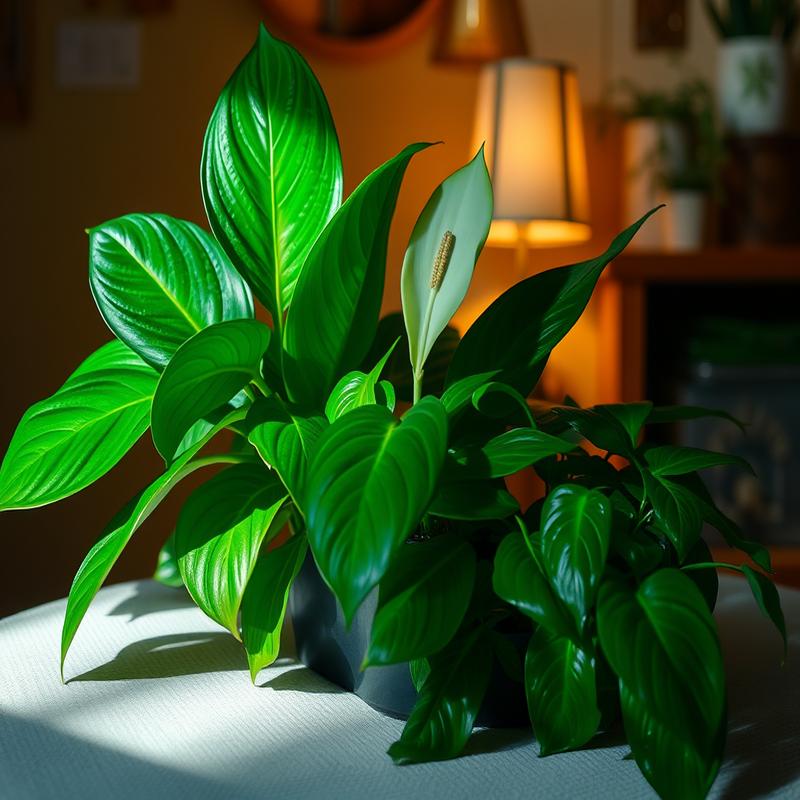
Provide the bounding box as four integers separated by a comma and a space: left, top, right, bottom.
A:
0, 26, 786, 800
705, 0, 797, 134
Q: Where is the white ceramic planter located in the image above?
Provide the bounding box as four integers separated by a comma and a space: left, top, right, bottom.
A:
662, 189, 706, 251
718, 37, 787, 134
623, 118, 687, 249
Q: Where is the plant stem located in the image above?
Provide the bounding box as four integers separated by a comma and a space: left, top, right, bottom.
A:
252, 374, 271, 396
681, 561, 744, 574
413, 371, 423, 405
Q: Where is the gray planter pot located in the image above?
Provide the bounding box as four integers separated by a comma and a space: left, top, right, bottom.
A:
289, 553, 529, 727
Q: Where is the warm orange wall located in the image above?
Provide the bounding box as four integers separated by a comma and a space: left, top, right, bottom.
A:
0, 0, 669, 612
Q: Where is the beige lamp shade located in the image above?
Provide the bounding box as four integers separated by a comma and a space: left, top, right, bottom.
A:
474, 59, 591, 247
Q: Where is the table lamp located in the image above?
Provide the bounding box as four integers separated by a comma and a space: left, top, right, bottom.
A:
473, 59, 592, 266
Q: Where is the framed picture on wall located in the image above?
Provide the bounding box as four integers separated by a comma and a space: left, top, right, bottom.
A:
0, 0, 31, 121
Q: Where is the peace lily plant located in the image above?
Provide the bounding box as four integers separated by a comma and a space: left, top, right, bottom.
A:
0, 26, 786, 800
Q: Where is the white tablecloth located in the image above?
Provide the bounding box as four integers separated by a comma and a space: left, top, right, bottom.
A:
0, 575, 798, 800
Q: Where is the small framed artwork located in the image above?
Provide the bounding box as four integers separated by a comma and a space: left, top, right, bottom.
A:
0, 0, 32, 121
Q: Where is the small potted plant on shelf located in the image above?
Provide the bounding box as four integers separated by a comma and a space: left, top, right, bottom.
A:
705, 0, 798, 134
0, 26, 785, 800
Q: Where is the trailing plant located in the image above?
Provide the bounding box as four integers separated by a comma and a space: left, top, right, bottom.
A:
0, 26, 785, 800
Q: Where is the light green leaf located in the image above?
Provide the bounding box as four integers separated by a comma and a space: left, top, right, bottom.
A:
540, 485, 612, 631
61, 408, 247, 677
388, 628, 492, 764
644, 445, 753, 477
597, 569, 726, 800
153, 532, 182, 588
525, 627, 600, 755
151, 319, 270, 461
305, 397, 447, 622
89, 213, 253, 369
492, 531, 575, 640
742, 565, 787, 655
428, 478, 518, 520
241, 533, 308, 682
446, 210, 659, 395
175, 463, 288, 637
401, 147, 492, 379
0, 341, 157, 511
247, 397, 327, 511
201, 25, 342, 321
283, 142, 431, 408
364, 535, 475, 667
324, 339, 398, 422
449, 428, 575, 480
440, 371, 500, 418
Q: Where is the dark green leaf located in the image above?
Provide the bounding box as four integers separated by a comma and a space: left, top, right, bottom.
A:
283, 142, 430, 407
409, 658, 430, 692
151, 319, 270, 461
525, 627, 600, 755
594, 402, 653, 448
175, 463, 288, 637
0, 341, 157, 511
241, 533, 308, 681
201, 25, 342, 320
89, 213, 253, 369
684, 539, 719, 611
388, 628, 492, 764
153, 532, 182, 588
742, 565, 787, 655
440, 371, 500, 418
446, 210, 659, 394
642, 472, 703, 562
644, 445, 753, 477
646, 404, 744, 432
472, 381, 535, 427
364, 535, 475, 666
305, 397, 447, 622
490, 631, 523, 683
597, 570, 726, 800
540, 485, 612, 631
428, 478, 518, 520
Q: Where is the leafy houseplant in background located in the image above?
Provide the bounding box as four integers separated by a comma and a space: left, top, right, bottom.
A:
0, 25, 787, 800
705, 0, 798, 133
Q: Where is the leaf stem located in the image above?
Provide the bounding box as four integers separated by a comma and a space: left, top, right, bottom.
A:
681, 561, 745, 574
252, 374, 271, 396
413, 371, 423, 405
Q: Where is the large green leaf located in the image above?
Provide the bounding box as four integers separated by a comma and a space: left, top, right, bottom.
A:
492, 531, 575, 640
151, 319, 270, 461
247, 397, 327, 512
428, 478, 518, 520
201, 25, 342, 322
88, 213, 253, 369
644, 445, 753, 477
388, 627, 492, 764
241, 533, 308, 682
174, 463, 288, 637
525, 627, 600, 755
448, 428, 574, 480
471, 381, 535, 427
446, 210, 659, 394
304, 397, 447, 622
283, 142, 430, 407
642, 472, 703, 562
594, 402, 653, 448
364, 535, 475, 667
60, 409, 248, 677
540, 485, 612, 631
401, 147, 492, 380
0, 341, 157, 511
742, 565, 787, 655
597, 570, 726, 800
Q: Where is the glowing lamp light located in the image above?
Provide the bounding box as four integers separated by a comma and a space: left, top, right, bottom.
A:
473, 59, 591, 249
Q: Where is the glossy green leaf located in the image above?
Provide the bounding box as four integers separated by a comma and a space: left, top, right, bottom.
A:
472, 381, 535, 427
153, 532, 182, 588
440, 371, 499, 418
247, 397, 327, 511
492, 531, 575, 640
364, 535, 475, 667
642, 472, 703, 562
401, 147, 492, 378
201, 25, 342, 320
0, 341, 157, 511
283, 142, 430, 407
647, 404, 744, 431
61, 409, 247, 677
597, 570, 726, 800
540, 485, 612, 631
525, 627, 600, 755
151, 319, 270, 461
449, 428, 575, 480
241, 533, 308, 682
388, 628, 492, 764
409, 657, 430, 692
742, 565, 787, 655
644, 445, 753, 477
446, 210, 659, 394
88, 213, 253, 369
428, 478, 518, 520
594, 402, 653, 448
305, 397, 447, 622
175, 463, 288, 637
324, 339, 398, 422
546, 406, 635, 456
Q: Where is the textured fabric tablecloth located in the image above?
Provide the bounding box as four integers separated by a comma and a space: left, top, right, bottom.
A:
0, 575, 798, 800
